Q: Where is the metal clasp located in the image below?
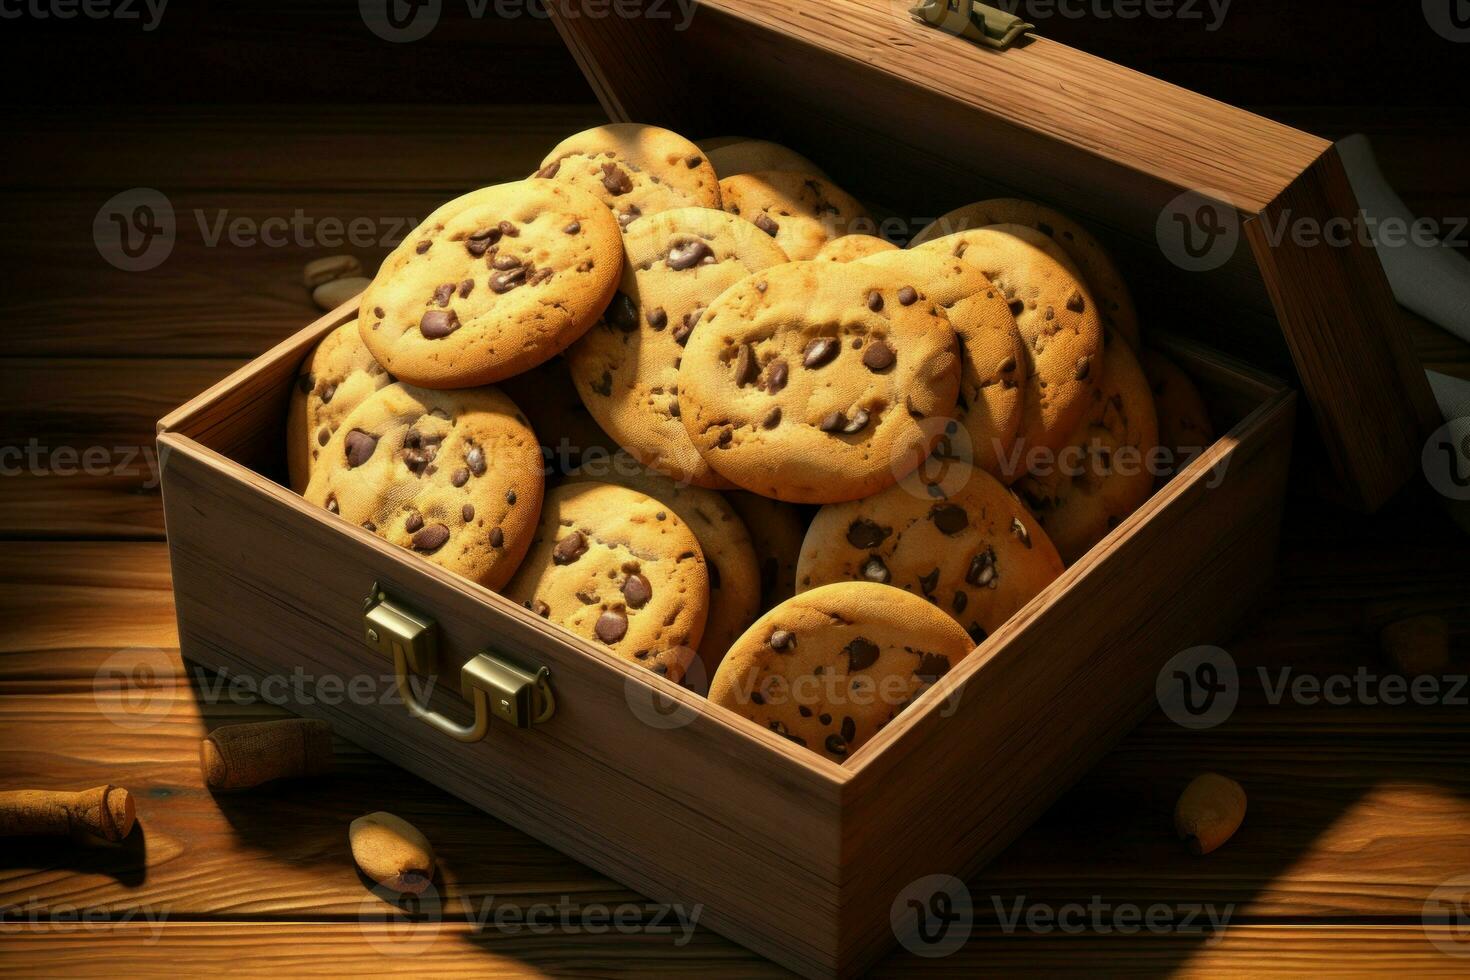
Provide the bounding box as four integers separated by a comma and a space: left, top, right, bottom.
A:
362, 582, 556, 742
909, 0, 1034, 50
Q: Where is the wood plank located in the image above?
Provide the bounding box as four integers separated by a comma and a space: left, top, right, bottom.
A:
0, 922, 1466, 976
1, 105, 604, 193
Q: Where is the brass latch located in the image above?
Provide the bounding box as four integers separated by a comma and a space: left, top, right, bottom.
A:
909, 0, 1034, 50
362, 583, 555, 741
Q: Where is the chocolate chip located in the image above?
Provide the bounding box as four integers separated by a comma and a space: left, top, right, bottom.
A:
595, 609, 629, 644
862, 339, 895, 372
617, 205, 641, 229
861, 555, 890, 583
967, 622, 987, 643
563, 220, 580, 234
918, 568, 939, 594
952, 590, 967, 613
965, 548, 997, 587
1067, 289, 1085, 312
420, 309, 460, 339
607, 292, 638, 332
415, 240, 431, 254
317, 427, 330, 447
686, 154, 704, 168
325, 495, 338, 514
431, 282, 454, 306
733, 343, 758, 386
819, 713, 832, 725
506, 490, 517, 505
489, 527, 504, 547
754, 213, 779, 236
647, 307, 667, 330
841, 409, 870, 434
461, 503, 475, 522
622, 573, 653, 608
536, 160, 560, 179
344, 429, 378, 468
825, 734, 848, 758
1008, 298, 1025, 316
716, 427, 733, 447
844, 637, 879, 672
492, 252, 522, 271
459, 279, 474, 298
1075, 355, 1091, 381
819, 410, 846, 433
931, 504, 967, 535
898, 286, 917, 305
762, 407, 782, 428
803, 337, 839, 368
497, 220, 518, 238
451, 467, 469, 487
669, 398, 681, 418
667, 239, 713, 270
765, 359, 788, 392
320, 383, 337, 404
769, 629, 795, 651
915, 651, 951, 681
1000, 355, 1017, 374
362, 521, 376, 532
465, 230, 498, 257
530, 599, 551, 617
553, 530, 587, 564
769, 720, 805, 746
490, 266, 527, 293
466, 446, 486, 476
1011, 517, 1032, 547
404, 512, 424, 533
841, 716, 856, 741
846, 518, 889, 548
600, 162, 633, 195
412, 523, 450, 552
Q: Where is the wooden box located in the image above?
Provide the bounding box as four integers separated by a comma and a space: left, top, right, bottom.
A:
157, 1, 1431, 974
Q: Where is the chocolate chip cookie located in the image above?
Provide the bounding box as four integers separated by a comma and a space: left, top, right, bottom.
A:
503, 481, 710, 682
915, 228, 1105, 460
707, 582, 975, 763
287, 319, 392, 492
814, 234, 899, 263
727, 491, 807, 610
302, 382, 544, 591
699, 137, 829, 180
566, 206, 788, 488
719, 171, 871, 260
796, 468, 1063, 643
536, 123, 721, 229
913, 198, 1141, 348
1014, 339, 1159, 563
853, 248, 1027, 480
677, 260, 961, 504
358, 180, 622, 389
563, 452, 761, 682
1139, 346, 1215, 481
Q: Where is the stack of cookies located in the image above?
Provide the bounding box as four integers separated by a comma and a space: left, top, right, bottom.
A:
287, 123, 1217, 764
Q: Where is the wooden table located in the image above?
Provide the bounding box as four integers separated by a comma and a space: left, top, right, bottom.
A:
2, 103, 1468, 976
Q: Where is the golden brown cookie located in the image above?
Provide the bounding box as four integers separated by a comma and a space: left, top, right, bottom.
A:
287, 320, 392, 492
814, 234, 899, 263
496, 354, 616, 477
854, 248, 1027, 480
796, 468, 1062, 643
536, 123, 721, 229
359, 180, 622, 388
913, 198, 1141, 348
708, 582, 975, 762
303, 383, 544, 591
677, 260, 961, 504
700, 137, 829, 180
566, 207, 788, 488
719, 171, 871, 261
1015, 340, 1159, 563
503, 481, 709, 682
727, 491, 807, 610
563, 453, 761, 683
1139, 347, 1216, 480
915, 228, 1105, 461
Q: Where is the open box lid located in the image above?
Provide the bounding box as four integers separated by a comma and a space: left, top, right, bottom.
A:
546, 0, 1439, 512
